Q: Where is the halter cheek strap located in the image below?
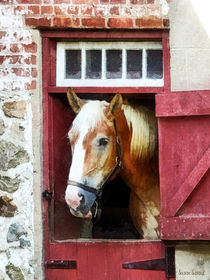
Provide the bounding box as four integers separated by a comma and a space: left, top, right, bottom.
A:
67, 119, 122, 223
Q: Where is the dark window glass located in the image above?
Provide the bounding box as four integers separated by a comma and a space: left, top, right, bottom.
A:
147, 50, 163, 79
86, 50, 102, 79
106, 50, 122, 79
66, 50, 81, 79
127, 50, 142, 79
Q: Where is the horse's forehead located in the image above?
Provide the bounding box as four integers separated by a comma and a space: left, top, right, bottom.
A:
71, 100, 108, 133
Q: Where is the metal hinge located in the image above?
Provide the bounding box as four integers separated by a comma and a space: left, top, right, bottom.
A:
42, 190, 53, 201
46, 260, 77, 269
122, 247, 175, 278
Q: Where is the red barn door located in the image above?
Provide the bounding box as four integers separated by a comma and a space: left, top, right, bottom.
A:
157, 90, 210, 240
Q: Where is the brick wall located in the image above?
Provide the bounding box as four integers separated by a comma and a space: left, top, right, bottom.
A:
0, 0, 169, 279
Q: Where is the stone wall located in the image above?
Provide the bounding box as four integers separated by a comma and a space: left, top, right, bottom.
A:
0, 2, 42, 279
0, 1, 169, 279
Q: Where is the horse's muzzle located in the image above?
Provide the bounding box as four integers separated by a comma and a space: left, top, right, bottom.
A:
65, 184, 96, 219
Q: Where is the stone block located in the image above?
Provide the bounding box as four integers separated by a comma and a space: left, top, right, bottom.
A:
7, 223, 27, 243
0, 175, 20, 193
6, 264, 24, 280
0, 117, 5, 135
0, 141, 29, 171
0, 196, 17, 217
19, 238, 31, 248
3, 100, 26, 119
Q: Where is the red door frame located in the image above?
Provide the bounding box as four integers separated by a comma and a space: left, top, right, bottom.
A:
42, 29, 172, 278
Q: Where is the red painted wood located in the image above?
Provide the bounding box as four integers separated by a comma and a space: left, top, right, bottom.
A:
41, 30, 164, 40
162, 31, 171, 93
169, 147, 210, 216
46, 241, 168, 280
157, 91, 210, 240
47, 86, 164, 95
161, 217, 210, 240
156, 91, 210, 116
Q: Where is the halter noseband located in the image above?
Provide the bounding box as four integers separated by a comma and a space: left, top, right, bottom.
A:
67, 119, 122, 223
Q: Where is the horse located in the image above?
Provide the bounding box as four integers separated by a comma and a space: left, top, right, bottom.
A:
65, 88, 160, 240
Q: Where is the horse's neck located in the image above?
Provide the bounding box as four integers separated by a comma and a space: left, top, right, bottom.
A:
117, 104, 159, 204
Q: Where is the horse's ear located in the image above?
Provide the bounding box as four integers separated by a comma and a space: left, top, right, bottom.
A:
105, 94, 122, 120
67, 87, 83, 114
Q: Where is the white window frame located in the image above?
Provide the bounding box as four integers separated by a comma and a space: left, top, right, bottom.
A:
56, 41, 163, 87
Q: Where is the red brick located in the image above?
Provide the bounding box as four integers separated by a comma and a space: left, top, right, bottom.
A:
24, 55, 36, 65
72, 0, 98, 4
109, 6, 119, 15
10, 44, 20, 53
9, 56, 22, 64
25, 80, 37, 90
147, 0, 155, 3
28, 5, 40, 15
0, 32, 6, 39
14, 6, 25, 15
130, 0, 144, 3
54, 6, 67, 15
81, 7, 93, 16
1, 0, 12, 3
81, 18, 105, 28
100, 0, 109, 3
67, 6, 79, 15
41, 5, 53, 14
25, 17, 51, 27
16, 0, 41, 3
0, 56, 5, 64
94, 6, 105, 17
12, 68, 30, 77
53, 0, 70, 3
135, 17, 163, 28
43, 0, 51, 3
107, 18, 133, 28
0, 44, 6, 52
22, 42, 37, 53
32, 68, 37, 78
110, 0, 125, 3
0, 55, 22, 64
53, 17, 80, 27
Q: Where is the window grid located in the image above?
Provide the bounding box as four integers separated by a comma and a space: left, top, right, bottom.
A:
57, 42, 163, 87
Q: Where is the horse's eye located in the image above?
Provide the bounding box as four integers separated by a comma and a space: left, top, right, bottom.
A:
98, 138, 109, 147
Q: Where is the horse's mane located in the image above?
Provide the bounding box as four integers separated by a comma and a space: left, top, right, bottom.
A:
122, 102, 157, 161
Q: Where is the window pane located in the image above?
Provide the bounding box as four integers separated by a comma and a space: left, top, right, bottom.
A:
106, 50, 122, 79
66, 50, 81, 79
127, 50, 142, 79
86, 50, 102, 79
146, 50, 163, 79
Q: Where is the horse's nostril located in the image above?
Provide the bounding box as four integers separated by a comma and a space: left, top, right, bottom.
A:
78, 193, 85, 204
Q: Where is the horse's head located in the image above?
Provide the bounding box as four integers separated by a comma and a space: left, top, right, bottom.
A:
65, 88, 122, 219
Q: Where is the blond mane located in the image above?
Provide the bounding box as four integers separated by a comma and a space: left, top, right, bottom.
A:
122, 103, 157, 161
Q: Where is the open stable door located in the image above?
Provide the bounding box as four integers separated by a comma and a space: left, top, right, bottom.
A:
156, 91, 210, 240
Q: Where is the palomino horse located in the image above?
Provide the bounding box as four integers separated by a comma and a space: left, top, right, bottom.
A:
65, 88, 160, 239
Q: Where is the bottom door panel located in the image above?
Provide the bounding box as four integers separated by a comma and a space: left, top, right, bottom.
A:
45, 241, 174, 280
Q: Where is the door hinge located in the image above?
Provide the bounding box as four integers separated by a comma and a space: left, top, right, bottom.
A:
122, 247, 175, 279
42, 190, 53, 201
46, 260, 77, 269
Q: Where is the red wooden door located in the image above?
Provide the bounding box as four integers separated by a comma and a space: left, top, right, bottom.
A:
156, 90, 210, 240
43, 93, 174, 280
45, 242, 168, 280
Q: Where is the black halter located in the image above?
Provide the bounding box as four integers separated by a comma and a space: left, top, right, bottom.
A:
67, 119, 122, 223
